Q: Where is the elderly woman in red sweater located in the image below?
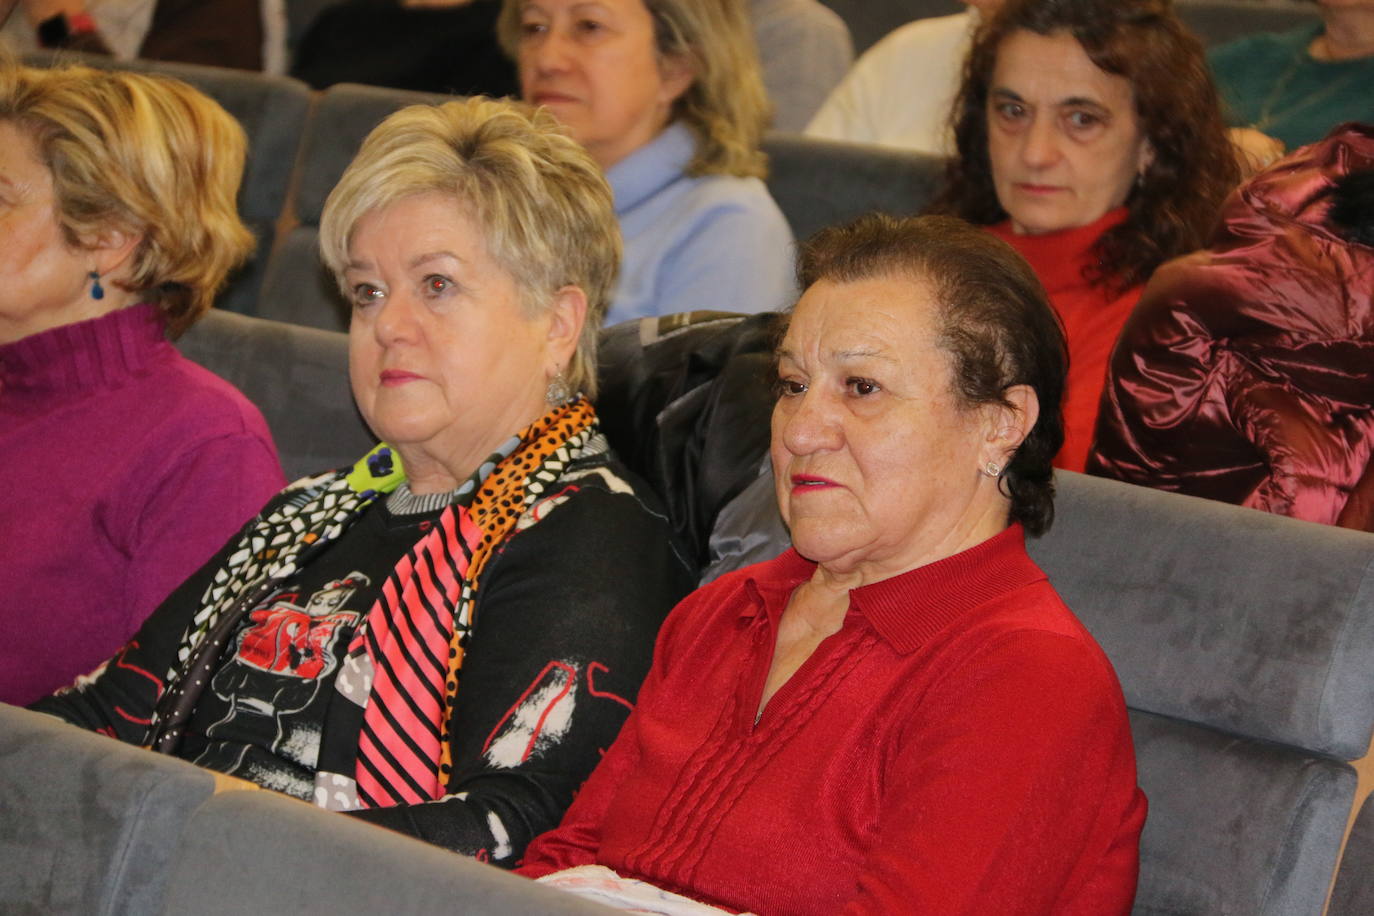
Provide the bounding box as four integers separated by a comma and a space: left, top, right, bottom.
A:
519, 214, 1146, 915
930, 0, 1237, 471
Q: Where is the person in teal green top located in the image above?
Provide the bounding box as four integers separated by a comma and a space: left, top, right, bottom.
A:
1208, 1, 1374, 170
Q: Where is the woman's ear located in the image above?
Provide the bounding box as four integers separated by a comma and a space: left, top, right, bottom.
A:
657, 51, 695, 107
546, 284, 588, 370
1136, 137, 1156, 178
983, 384, 1039, 465
85, 225, 143, 279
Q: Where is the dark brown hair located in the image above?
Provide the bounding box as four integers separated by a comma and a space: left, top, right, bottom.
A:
796, 214, 1067, 536
930, 0, 1239, 291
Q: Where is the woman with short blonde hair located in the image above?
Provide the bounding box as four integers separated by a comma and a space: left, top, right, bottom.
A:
0, 58, 283, 705
499, 0, 794, 324
36, 95, 694, 867
319, 97, 619, 398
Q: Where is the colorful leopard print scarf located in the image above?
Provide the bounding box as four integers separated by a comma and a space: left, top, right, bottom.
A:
353, 397, 596, 806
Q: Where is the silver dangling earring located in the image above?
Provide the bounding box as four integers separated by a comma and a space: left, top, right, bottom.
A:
545, 370, 572, 407
89, 271, 105, 301
982, 461, 1002, 478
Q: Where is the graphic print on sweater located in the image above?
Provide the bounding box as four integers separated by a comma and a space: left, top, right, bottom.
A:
194, 573, 370, 786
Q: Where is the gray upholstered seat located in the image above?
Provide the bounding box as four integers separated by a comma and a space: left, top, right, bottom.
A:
256, 82, 448, 331
760, 133, 945, 242
817, 0, 960, 54
0, 703, 222, 915
1328, 791, 1374, 916
21, 52, 311, 316
159, 790, 615, 915
1027, 473, 1374, 914
176, 309, 374, 479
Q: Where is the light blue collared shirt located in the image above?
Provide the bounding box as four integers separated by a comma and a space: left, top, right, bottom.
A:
605, 122, 796, 327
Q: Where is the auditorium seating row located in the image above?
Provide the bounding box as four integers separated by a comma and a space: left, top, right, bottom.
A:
820, 0, 1318, 54
4, 308, 1374, 914
26, 0, 1319, 332
22, 50, 947, 330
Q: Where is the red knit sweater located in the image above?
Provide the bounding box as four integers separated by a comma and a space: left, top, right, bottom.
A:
987, 211, 1143, 473
521, 526, 1145, 914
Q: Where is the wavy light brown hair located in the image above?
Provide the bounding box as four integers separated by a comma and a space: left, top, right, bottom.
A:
0, 56, 253, 336
498, 0, 770, 178
930, 0, 1238, 291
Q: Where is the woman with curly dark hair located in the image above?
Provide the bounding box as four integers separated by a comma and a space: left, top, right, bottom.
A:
930, 0, 1237, 471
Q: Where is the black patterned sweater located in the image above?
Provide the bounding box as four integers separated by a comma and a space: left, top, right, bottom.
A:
33, 447, 694, 866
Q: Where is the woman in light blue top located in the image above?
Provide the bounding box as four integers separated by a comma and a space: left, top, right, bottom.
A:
499, 0, 795, 325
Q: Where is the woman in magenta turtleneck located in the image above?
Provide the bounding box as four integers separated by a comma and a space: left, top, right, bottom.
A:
0, 60, 284, 704
931, 0, 1237, 471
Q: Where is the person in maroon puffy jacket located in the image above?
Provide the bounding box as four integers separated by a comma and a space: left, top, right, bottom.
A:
1088, 123, 1374, 530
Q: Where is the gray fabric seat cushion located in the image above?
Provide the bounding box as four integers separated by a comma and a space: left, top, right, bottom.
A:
760, 132, 945, 242
256, 82, 448, 330
1030, 472, 1374, 760
176, 309, 375, 479
257, 224, 348, 331
160, 790, 616, 915
1328, 791, 1374, 916
1129, 710, 1355, 916
0, 703, 219, 915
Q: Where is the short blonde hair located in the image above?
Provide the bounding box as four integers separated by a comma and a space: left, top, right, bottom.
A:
498, 0, 770, 178
318, 97, 621, 398
0, 57, 253, 337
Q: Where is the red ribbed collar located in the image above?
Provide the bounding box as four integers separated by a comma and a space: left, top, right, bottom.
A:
0, 304, 167, 403
739, 524, 1045, 654
986, 208, 1128, 295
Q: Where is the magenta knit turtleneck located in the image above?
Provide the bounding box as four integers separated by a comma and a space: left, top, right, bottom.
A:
0, 304, 286, 705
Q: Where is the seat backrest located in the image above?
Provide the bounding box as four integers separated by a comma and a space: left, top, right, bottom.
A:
818, 0, 958, 54
1328, 791, 1374, 916
176, 309, 374, 480
1176, 1, 1319, 48
0, 703, 221, 915
160, 790, 616, 915
820, 0, 1319, 54
760, 133, 946, 242
1123, 709, 1355, 915
22, 52, 311, 315
1028, 472, 1374, 761
1031, 474, 1374, 915
256, 81, 448, 331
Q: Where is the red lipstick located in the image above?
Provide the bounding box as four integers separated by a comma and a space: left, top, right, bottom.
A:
790, 474, 839, 495
380, 369, 423, 387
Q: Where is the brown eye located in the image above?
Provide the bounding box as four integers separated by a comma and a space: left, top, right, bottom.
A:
351, 284, 384, 309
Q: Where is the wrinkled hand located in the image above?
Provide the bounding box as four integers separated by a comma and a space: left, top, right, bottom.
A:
1228, 127, 1287, 181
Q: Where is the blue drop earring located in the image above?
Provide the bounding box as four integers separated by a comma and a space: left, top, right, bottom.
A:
89, 271, 104, 301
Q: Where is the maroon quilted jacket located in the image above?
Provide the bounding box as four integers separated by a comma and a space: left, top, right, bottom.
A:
1088, 124, 1374, 530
